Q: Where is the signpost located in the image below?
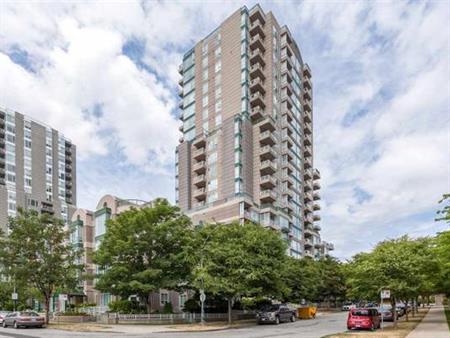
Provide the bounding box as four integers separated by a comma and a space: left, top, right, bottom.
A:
200, 289, 206, 325
380, 290, 390, 330
11, 292, 18, 312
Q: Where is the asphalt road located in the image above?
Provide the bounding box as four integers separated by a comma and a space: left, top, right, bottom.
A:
0, 311, 394, 338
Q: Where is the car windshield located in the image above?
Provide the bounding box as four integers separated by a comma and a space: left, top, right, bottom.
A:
261, 305, 280, 312
19, 312, 39, 317
352, 309, 370, 316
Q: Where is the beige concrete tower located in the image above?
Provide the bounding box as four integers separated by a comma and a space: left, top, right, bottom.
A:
175, 5, 332, 259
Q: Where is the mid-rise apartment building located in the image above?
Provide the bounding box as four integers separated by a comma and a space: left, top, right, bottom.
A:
0, 107, 77, 232
70, 195, 188, 312
175, 5, 333, 259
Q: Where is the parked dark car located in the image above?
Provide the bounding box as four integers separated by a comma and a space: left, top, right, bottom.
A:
377, 306, 398, 322
2, 311, 45, 329
256, 304, 296, 325
0, 311, 11, 324
347, 308, 381, 330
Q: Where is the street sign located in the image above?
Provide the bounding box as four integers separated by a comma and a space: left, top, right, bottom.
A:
200, 290, 206, 302
11, 293, 18, 300
380, 290, 390, 299
59, 294, 68, 301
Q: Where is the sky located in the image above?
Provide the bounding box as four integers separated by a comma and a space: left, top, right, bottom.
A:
0, 0, 449, 259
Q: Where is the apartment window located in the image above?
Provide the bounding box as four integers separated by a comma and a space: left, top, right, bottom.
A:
183, 65, 195, 82
215, 114, 222, 126
215, 99, 222, 112
215, 86, 222, 99
202, 95, 209, 108
184, 128, 195, 142
215, 73, 221, 86
202, 108, 208, 120
6, 134, 15, 143
241, 56, 247, 70
25, 178, 32, 187
202, 82, 208, 94
95, 211, 110, 238
179, 294, 187, 308
202, 120, 209, 133
202, 42, 208, 55
183, 90, 195, 107
215, 60, 221, 73
184, 114, 195, 130
183, 104, 195, 119
6, 173, 16, 183
183, 78, 195, 94
207, 190, 218, 203
215, 47, 221, 58
202, 56, 208, 69
241, 70, 247, 83
208, 152, 217, 164
202, 69, 208, 81
160, 292, 169, 305
240, 26, 247, 41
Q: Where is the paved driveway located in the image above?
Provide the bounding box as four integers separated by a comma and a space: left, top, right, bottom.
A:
0, 311, 387, 338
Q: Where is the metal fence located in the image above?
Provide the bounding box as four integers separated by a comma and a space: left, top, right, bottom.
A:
96, 312, 256, 324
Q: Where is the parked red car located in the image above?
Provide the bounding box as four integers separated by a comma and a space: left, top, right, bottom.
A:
347, 308, 380, 330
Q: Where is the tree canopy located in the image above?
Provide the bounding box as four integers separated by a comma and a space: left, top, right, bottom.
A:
94, 199, 193, 313
0, 209, 82, 323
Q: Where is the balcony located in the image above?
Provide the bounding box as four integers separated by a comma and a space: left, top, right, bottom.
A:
326, 242, 335, 251
303, 64, 312, 78
303, 109, 312, 123
282, 188, 293, 198
315, 242, 322, 249
303, 76, 312, 89
304, 226, 314, 237
281, 159, 294, 174
304, 145, 312, 157
313, 192, 320, 201
249, 18, 265, 38
178, 88, 183, 97
66, 181, 72, 189
304, 159, 312, 169
250, 92, 265, 109
313, 181, 321, 190
250, 106, 264, 120
313, 203, 321, 211
303, 99, 312, 112
304, 192, 313, 202
178, 77, 183, 86
304, 214, 313, 225
194, 188, 207, 200
281, 174, 294, 187
193, 174, 206, 187
281, 92, 293, 110
249, 34, 265, 52
249, 6, 266, 25
259, 130, 275, 146
249, 49, 265, 67
178, 125, 184, 132
193, 147, 206, 161
257, 115, 275, 132
304, 122, 312, 135
260, 160, 277, 175
313, 224, 321, 232
260, 189, 277, 203
249, 63, 265, 81
304, 184, 312, 192
41, 202, 54, 215
66, 172, 72, 180
313, 214, 321, 222
193, 161, 206, 174
193, 133, 207, 148
65, 156, 72, 164
281, 80, 293, 96
304, 168, 312, 180
259, 145, 276, 161
178, 100, 184, 109
249, 77, 265, 95
304, 134, 312, 146
260, 175, 276, 189
304, 238, 313, 248
313, 168, 321, 180
303, 87, 312, 100
304, 250, 314, 258
178, 64, 183, 75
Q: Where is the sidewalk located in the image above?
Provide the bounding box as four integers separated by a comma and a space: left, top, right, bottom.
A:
406, 306, 450, 338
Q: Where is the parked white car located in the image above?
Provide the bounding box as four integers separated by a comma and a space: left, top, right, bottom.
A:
342, 303, 357, 311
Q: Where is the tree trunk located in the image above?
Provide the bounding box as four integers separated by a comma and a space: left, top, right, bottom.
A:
227, 298, 232, 326
145, 294, 152, 314
44, 296, 50, 325
391, 297, 397, 328
412, 298, 415, 318
405, 300, 409, 322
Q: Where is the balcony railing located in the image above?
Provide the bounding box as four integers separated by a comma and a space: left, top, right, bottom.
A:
249, 63, 265, 80
193, 161, 206, 174
260, 160, 277, 175
260, 175, 276, 189
249, 49, 265, 67
250, 106, 264, 120
260, 189, 277, 203
250, 92, 265, 109
257, 115, 275, 132
259, 130, 275, 146
303, 64, 311, 78
250, 77, 265, 94
193, 147, 206, 161
259, 145, 276, 160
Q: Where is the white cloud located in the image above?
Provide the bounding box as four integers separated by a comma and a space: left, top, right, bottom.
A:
0, 0, 448, 259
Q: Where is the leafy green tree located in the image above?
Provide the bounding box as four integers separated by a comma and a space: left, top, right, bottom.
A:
282, 256, 320, 303
435, 194, 450, 223
94, 199, 193, 313
316, 257, 347, 306
434, 230, 450, 296
188, 222, 288, 324
345, 236, 439, 326
0, 209, 82, 323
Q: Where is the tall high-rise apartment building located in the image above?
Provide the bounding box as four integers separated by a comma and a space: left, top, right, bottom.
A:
175, 5, 333, 259
0, 107, 77, 232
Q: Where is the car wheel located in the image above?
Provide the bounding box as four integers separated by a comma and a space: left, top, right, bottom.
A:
275, 316, 280, 325
371, 323, 375, 331
13, 321, 18, 329
2, 321, 7, 328
290, 315, 296, 322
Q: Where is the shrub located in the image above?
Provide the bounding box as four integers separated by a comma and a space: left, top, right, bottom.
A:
108, 300, 146, 314
162, 302, 173, 314
182, 298, 200, 313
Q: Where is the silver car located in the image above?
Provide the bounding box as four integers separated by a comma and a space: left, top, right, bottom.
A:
0, 311, 11, 324
2, 311, 45, 329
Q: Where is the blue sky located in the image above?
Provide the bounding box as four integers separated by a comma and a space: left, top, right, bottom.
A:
0, 0, 449, 259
